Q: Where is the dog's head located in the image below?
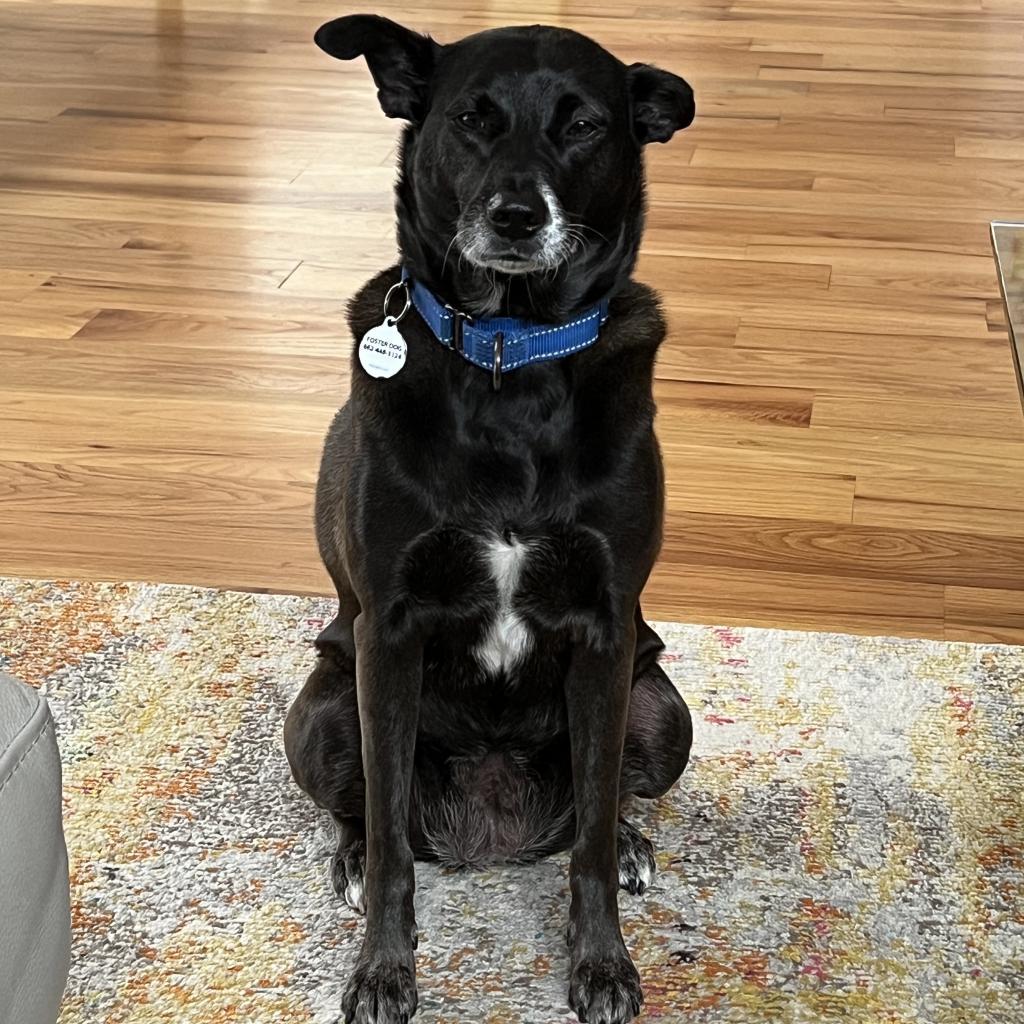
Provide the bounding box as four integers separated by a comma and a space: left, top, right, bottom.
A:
316, 16, 694, 318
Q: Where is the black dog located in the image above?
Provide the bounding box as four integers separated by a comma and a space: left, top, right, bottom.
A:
284, 16, 695, 1024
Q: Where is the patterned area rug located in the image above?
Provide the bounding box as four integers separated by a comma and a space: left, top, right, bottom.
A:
1, 578, 1022, 1024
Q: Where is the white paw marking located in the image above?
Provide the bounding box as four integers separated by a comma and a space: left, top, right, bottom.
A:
345, 875, 365, 915
619, 862, 650, 889
619, 841, 656, 891
474, 534, 532, 675
635, 857, 655, 889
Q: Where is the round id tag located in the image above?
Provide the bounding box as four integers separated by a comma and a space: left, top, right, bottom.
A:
358, 318, 407, 379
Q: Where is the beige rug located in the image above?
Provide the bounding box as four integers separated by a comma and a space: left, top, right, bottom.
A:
1, 577, 1022, 1023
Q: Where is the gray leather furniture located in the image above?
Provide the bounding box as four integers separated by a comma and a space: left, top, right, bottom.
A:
0, 672, 71, 1024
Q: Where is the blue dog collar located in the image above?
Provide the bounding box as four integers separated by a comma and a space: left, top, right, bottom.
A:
398, 269, 609, 389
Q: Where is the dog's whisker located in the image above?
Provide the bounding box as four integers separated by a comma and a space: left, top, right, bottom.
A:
442, 229, 470, 277
565, 219, 609, 245
524, 272, 536, 310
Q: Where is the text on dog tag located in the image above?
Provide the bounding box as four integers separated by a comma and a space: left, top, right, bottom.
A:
358, 320, 407, 379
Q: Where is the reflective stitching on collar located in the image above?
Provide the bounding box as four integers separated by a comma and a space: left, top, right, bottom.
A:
404, 270, 608, 377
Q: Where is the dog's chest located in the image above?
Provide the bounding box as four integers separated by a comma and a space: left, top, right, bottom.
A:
474, 534, 532, 675
402, 521, 614, 681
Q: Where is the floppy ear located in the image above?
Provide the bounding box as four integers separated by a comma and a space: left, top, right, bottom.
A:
314, 14, 440, 123
627, 64, 695, 144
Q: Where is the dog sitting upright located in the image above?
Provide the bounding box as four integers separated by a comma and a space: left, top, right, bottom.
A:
284, 15, 695, 1024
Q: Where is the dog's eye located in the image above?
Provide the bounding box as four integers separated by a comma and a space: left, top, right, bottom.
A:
567, 119, 599, 139
455, 111, 483, 131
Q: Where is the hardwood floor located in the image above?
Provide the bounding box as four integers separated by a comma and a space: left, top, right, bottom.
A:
1, 0, 1023, 642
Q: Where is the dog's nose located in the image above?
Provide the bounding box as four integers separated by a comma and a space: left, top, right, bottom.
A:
486, 192, 549, 241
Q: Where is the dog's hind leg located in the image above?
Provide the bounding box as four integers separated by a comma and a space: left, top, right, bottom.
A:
621, 616, 692, 800
614, 661, 690, 902
284, 645, 367, 913
612, 615, 691, 900
331, 814, 368, 914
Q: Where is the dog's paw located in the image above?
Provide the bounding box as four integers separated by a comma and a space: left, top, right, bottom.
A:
568, 952, 644, 1024
342, 952, 418, 1024
331, 836, 367, 914
617, 820, 656, 896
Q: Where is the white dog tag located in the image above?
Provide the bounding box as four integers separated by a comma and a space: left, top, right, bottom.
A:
358, 319, 407, 379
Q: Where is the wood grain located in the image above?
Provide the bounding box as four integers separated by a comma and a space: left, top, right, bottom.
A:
945, 586, 1024, 645
1, 0, 1023, 642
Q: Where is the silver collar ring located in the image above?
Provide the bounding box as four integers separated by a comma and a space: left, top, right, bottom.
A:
383, 280, 411, 326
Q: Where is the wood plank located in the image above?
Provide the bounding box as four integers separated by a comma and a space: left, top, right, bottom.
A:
71, 309, 348, 354
0, 336, 348, 404
667, 464, 854, 523
2, 389, 335, 460
855, 475, 1024, 511
662, 510, 1024, 590
0, 511, 328, 596
812, 395, 1024, 440
0, 244, 300, 293
0, 459, 316, 526
659, 422, 1024, 481
944, 586, 1024, 644
654, 380, 815, 429
645, 563, 945, 640
853, 497, 1024, 540
656, 341, 1018, 402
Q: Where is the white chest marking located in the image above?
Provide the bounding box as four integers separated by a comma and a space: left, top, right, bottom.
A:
475, 534, 533, 675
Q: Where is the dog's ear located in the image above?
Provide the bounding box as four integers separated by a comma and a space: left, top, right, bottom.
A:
627, 64, 695, 144
314, 15, 440, 123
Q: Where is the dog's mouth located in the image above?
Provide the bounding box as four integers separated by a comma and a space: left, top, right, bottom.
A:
476, 250, 538, 274
459, 227, 572, 276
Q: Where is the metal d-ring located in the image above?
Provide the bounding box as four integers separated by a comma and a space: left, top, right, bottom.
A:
382, 280, 411, 325
492, 331, 504, 391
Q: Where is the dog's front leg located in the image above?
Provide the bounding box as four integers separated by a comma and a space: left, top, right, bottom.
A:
565, 616, 644, 1024
341, 613, 422, 1024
